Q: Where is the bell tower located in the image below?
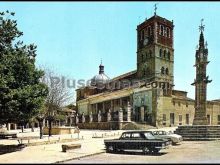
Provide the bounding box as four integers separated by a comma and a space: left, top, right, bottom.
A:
136, 6, 174, 90
192, 19, 212, 125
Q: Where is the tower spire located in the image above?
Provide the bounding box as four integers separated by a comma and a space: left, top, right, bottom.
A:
99, 59, 104, 74
199, 19, 205, 48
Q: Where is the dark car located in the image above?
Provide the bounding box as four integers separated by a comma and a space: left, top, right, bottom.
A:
104, 131, 170, 154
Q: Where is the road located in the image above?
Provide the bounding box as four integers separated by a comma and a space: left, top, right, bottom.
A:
63, 140, 220, 163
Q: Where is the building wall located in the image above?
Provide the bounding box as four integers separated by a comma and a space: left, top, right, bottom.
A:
207, 103, 220, 125
157, 96, 220, 127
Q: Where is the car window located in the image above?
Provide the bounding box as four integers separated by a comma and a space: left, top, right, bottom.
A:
144, 132, 156, 140
121, 133, 130, 139
157, 131, 162, 135
153, 131, 158, 135
131, 133, 141, 139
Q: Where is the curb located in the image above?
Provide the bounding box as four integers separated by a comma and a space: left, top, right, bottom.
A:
53, 151, 106, 164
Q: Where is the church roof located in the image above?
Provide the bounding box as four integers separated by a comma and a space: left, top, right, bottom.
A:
110, 70, 137, 82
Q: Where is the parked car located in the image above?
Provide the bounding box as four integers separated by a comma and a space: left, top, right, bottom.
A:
151, 130, 183, 145
104, 131, 171, 154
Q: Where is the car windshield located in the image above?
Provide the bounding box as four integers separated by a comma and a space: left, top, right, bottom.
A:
144, 132, 156, 139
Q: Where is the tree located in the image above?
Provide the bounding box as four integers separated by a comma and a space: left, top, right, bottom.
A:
41, 68, 72, 136
0, 11, 48, 132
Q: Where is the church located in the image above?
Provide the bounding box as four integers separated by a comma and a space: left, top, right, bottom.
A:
75, 9, 220, 129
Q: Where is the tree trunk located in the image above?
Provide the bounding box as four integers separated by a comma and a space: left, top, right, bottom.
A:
39, 121, 43, 139
31, 122, 34, 132
48, 120, 52, 137
21, 124, 24, 133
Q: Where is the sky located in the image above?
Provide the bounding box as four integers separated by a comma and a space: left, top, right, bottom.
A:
0, 1, 219, 101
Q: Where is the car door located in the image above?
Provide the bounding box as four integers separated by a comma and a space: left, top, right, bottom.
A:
119, 133, 131, 150
125, 132, 143, 150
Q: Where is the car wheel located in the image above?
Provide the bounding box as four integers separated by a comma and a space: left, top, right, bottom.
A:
142, 147, 150, 154
172, 141, 177, 145
152, 149, 160, 154
106, 145, 115, 153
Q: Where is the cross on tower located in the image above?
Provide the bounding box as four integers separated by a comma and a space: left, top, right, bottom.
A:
199, 18, 205, 32
154, 3, 158, 15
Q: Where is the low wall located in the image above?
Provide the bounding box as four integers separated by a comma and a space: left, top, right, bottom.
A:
43, 127, 77, 135
77, 122, 131, 130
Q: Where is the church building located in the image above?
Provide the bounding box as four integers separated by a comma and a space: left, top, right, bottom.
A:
75, 9, 220, 129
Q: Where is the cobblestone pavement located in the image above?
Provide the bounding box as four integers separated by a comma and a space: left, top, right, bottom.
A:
64, 140, 220, 164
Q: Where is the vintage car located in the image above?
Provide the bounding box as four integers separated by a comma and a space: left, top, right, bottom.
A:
104, 131, 170, 154
151, 130, 183, 145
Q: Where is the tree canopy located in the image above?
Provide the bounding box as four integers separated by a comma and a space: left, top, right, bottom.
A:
0, 11, 48, 124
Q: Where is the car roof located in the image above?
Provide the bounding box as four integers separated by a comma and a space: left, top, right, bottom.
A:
122, 130, 152, 134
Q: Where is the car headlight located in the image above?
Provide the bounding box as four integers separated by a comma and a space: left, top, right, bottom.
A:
162, 143, 165, 147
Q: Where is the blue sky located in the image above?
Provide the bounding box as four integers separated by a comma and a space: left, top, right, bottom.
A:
0, 2, 219, 101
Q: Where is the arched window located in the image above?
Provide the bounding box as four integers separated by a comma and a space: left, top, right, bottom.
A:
160, 49, 162, 57
167, 51, 171, 60
165, 68, 169, 75
160, 25, 164, 36
148, 26, 151, 36
167, 27, 170, 38
161, 67, 165, 74
141, 30, 144, 40
163, 50, 166, 58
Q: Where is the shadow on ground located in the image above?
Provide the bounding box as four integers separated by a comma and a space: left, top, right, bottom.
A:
0, 144, 26, 155
104, 150, 167, 156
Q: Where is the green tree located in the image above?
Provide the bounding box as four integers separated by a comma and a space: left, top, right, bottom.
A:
0, 11, 48, 133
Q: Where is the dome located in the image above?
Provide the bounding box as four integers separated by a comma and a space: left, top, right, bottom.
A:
90, 62, 110, 87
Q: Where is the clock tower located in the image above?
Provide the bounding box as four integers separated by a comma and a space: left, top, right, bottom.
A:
136, 11, 174, 91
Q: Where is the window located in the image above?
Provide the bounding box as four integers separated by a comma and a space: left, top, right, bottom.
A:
160, 49, 162, 57
179, 115, 182, 125
218, 115, 220, 125
167, 27, 170, 38
163, 114, 166, 126
173, 101, 175, 106
165, 68, 169, 75
178, 102, 181, 106
163, 50, 166, 58
140, 30, 145, 40
131, 133, 141, 139
144, 132, 155, 140
207, 115, 211, 125
167, 51, 171, 60
160, 25, 164, 36
161, 67, 165, 74
186, 102, 188, 107
121, 133, 130, 139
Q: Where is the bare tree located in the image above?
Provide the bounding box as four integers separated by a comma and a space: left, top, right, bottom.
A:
40, 67, 73, 137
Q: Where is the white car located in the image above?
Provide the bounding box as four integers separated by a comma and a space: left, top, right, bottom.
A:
152, 130, 183, 145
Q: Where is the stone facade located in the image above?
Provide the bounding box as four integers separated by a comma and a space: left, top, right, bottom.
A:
75, 12, 220, 129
